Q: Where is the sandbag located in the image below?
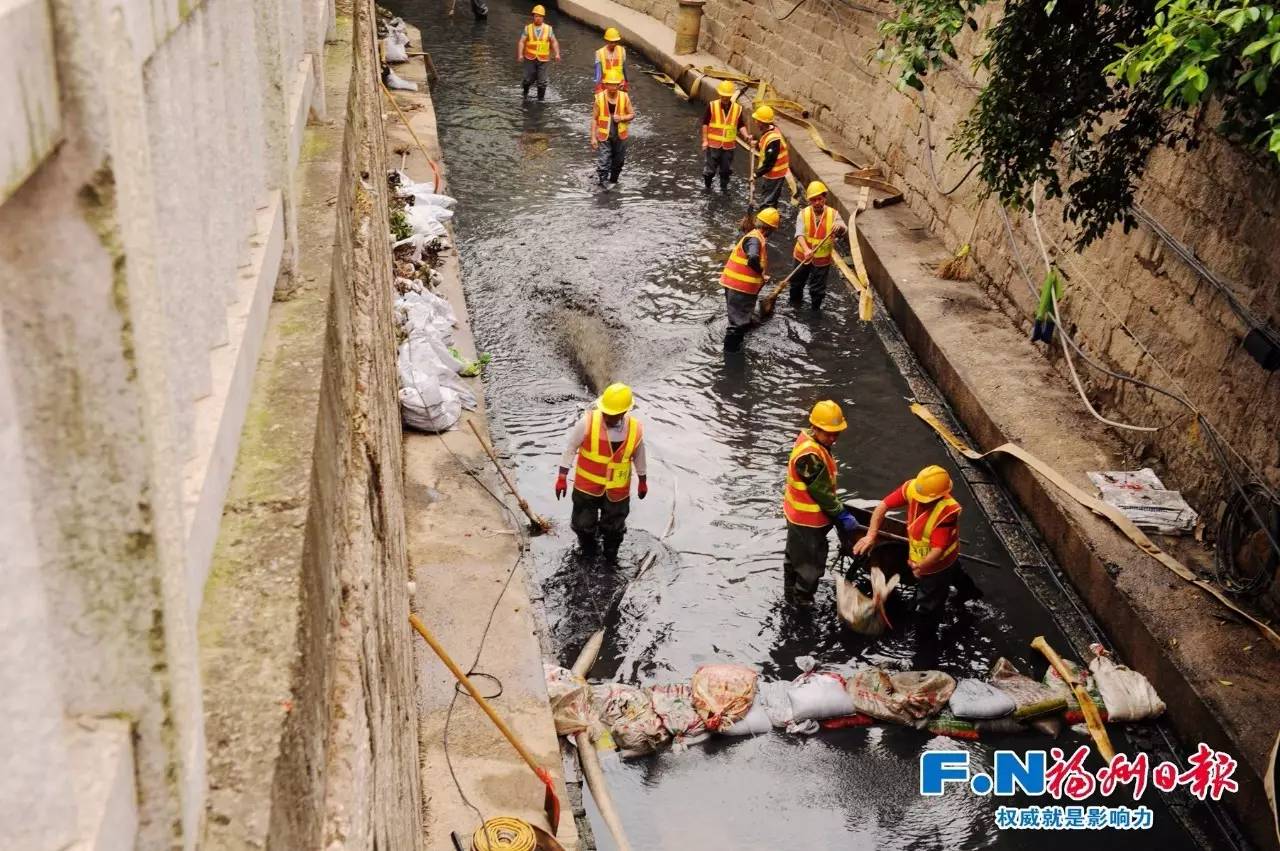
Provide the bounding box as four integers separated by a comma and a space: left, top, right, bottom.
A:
719, 698, 773, 736
927, 711, 980, 740
836, 566, 900, 636
1042, 660, 1109, 723
949, 678, 1017, 720
691, 664, 758, 732
846, 668, 955, 726
1087, 646, 1165, 722
383, 35, 409, 63
788, 672, 856, 722
987, 657, 1064, 737
544, 665, 593, 736
650, 683, 708, 745
593, 684, 670, 758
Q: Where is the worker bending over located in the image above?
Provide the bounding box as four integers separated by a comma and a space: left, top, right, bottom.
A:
517, 5, 561, 101
590, 69, 634, 188
556, 383, 648, 563
782, 401, 860, 608
594, 27, 628, 91
720, 207, 779, 353
790, 181, 846, 311
853, 465, 981, 620
751, 105, 790, 209
701, 81, 752, 192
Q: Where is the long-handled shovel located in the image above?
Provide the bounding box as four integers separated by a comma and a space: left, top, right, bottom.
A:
409, 614, 563, 834
759, 231, 836, 319
739, 143, 757, 232
467, 420, 551, 534
1031, 635, 1115, 762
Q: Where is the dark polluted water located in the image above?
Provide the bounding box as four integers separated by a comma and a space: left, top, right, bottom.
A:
393, 2, 1239, 848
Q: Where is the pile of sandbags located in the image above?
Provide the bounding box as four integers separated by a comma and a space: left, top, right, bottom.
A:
543, 644, 1167, 757
395, 281, 477, 432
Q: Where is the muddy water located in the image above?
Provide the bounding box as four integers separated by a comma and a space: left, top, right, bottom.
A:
396, 3, 1232, 848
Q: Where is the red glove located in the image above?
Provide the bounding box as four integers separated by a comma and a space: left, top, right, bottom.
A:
555, 472, 568, 500
637, 476, 648, 500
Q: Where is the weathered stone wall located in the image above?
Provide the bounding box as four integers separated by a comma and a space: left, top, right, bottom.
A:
200, 0, 425, 849
628, 0, 1280, 508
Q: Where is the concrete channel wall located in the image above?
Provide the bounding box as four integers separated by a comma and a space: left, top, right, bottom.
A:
1, 0, 427, 847
552, 0, 1280, 848
612, 0, 1280, 520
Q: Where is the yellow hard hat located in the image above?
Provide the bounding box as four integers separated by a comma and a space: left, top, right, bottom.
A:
716, 80, 736, 97
597, 383, 634, 416
532, 4, 546, 13
755, 207, 780, 228
752, 104, 775, 123
604, 26, 622, 42
603, 68, 624, 85
809, 400, 847, 432
906, 465, 953, 503
805, 180, 829, 201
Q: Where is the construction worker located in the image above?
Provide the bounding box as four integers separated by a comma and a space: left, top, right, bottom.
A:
517, 5, 561, 101
555, 383, 647, 562
720, 206, 779, 352
590, 69, 634, 188
789, 180, 847, 311
751, 105, 790, 209
782, 400, 860, 608
853, 464, 981, 619
594, 27, 628, 92
701, 80, 752, 192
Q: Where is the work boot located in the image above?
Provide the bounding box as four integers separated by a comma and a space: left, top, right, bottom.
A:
719, 175, 730, 192
536, 85, 547, 101
723, 329, 744, 353
521, 83, 531, 99
703, 174, 713, 192
811, 295, 824, 312
576, 532, 598, 555
602, 534, 623, 565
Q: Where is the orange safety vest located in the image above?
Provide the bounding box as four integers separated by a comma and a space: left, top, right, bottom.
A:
524, 23, 552, 61
720, 228, 768, 294
906, 494, 961, 575
783, 431, 837, 528
758, 128, 789, 180
707, 100, 741, 149
596, 45, 626, 76
573, 410, 643, 501
592, 91, 632, 141
793, 204, 837, 266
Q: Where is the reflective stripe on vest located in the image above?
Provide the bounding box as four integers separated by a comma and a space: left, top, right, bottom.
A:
783, 431, 837, 527
524, 23, 551, 60
596, 45, 626, 75
720, 229, 767, 294
907, 495, 961, 574
707, 100, 741, 149
793, 205, 836, 266
759, 128, 790, 179
593, 91, 631, 141
573, 411, 642, 501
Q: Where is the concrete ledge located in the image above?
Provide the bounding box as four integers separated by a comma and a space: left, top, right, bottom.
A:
556, 0, 1280, 847
386, 27, 580, 849
68, 718, 138, 851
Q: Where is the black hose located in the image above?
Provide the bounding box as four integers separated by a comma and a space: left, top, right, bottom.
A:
1215, 481, 1280, 596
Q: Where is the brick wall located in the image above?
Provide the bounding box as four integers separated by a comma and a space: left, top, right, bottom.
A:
628, 0, 1280, 509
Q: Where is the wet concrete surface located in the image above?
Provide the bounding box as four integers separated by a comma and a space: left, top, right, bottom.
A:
393, 1, 1242, 847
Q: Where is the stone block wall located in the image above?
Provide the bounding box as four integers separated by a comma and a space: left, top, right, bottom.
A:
623, 0, 1280, 509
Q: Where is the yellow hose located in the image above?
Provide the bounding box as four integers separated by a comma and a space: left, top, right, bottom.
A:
472, 817, 537, 851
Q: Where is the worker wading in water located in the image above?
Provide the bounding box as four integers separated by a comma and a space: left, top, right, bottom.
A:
720, 207, 779, 353
790, 181, 847, 311
751, 105, 790, 209
590, 69, 634, 189
701, 81, 752, 192
556, 383, 648, 563
517, 5, 561, 101
594, 27, 628, 92
782, 401, 860, 608
853, 465, 981, 621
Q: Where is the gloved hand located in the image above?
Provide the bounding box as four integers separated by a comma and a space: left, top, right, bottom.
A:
835, 510, 859, 552
637, 476, 648, 500
555, 471, 568, 500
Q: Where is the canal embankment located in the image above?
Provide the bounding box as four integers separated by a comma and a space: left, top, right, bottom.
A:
384, 23, 581, 848
553, 0, 1280, 846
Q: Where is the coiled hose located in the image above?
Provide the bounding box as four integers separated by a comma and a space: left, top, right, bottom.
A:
1215, 482, 1280, 596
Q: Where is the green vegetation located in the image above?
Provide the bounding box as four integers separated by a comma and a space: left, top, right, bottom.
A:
390, 207, 413, 241
877, 0, 1280, 247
